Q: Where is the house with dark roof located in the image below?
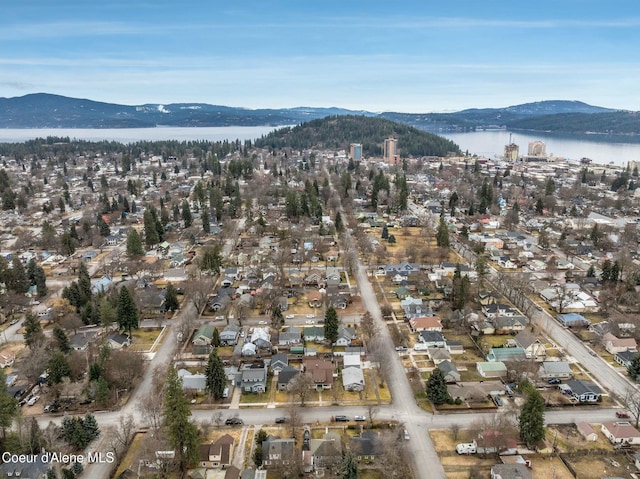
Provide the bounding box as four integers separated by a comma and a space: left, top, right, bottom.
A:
417, 331, 446, 348
262, 436, 295, 468
107, 332, 130, 349
237, 366, 268, 393
197, 434, 234, 468
514, 330, 546, 360
220, 324, 240, 346
615, 350, 637, 368
269, 353, 289, 372
559, 379, 602, 402
350, 431, 380, 462
437, 360, 460, 383
277, 366, 300, 391
0, 456, 51, 479
490, 464, 532, 479
310, 432, 342, 469
494, 315, 528, 333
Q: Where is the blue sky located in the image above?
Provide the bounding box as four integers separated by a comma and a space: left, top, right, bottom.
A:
2, 0, 640, 112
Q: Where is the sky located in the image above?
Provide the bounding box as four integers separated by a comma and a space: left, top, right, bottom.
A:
2, 0, 640, 113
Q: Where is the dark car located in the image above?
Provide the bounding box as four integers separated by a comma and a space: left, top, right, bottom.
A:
492, 395, 503, 407
334, 415, 349, 422
225, 418, 243, 425
547, 378, 561, 385
616, 410, 631, 419
275, 417, 287, 424
44, 401, 59, 413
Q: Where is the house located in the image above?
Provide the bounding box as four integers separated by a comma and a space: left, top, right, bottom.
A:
0, 456, 51, 479
269, 353, 289, 372
478, 290, 499, 306
330, 294, 349, 310
277, 366, 300, 391
220, 324, 240, 346
241, 342, 257, 356
91, 275, 113, 295
278, 327, 302, 346
250, 328, 271, 349
304, 269, 325, 287
490, 464, 532, 479
409, 316, 443, 332
437, 360, 460, 383
303, 359, 333, 390
602, 332, 637, 355
342, 366, 365, 392
335, 326, 356, 347
137, 284, 167, 314
178, 369, 207, 393
400, 296, 427, 319
576, 422, 598, 442
0, 352, 14, 369
237, 366, 268, 393
307, 291, 323, 308
198, 434, 234, 468
325, 267, 341, 287
69, 331, 98, 351
418, 331, 446, 348
446, 340, 464, 355
474, 321, 496, 335
350, 431, 380, 461
241, 470, 267, 479
486, 347, 526, 363
482, 303, 517, 319
304, 326, 325, 343
601, 421, 640, 445
615, 350, 637, 368
310, 432, 342, 470
494, 316, 528, 333
107, 333, 130, 349
164, 268, 187, 283
262, 436, 295, 468
193, 324, 216, 355
395, 286, 411, 299
514, 331, 546, 360
538, 361, 573, 380
557, 313, 589, 328
477, 361, 507, 378
559, 379, 602, 402
428, 348, 451, 365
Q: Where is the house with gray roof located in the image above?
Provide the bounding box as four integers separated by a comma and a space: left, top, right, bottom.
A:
342, 366, 365, 392
277, 366, 300, 391
178, 369, 207, 393
437, 360, 460, 383
559, 379, 601, 402
538, 361, 573, 380
220, 324, 240, 346
262, 436, 295, 468
514, 330, 546, 360
237, 366, 268, 393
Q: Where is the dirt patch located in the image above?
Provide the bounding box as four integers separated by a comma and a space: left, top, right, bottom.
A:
565, 453, 632, 479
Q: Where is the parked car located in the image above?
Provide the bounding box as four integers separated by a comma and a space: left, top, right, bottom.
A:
334, 415, 349, 422
492, 395, 503, 407
547, 378, 561, 385
395, 346, 408, 352
306, 314, 314, 319
225, 417, 243, 425
305, 320, 315, 325
285, 314, 294, 319
258, 320, 267, 325
403, 429, 410, 441
44, 401, 59, 413
27, 395, 40, 406
9, 318, 19, 326
275, 417, 288, 424
354, 415, 366, 421
616, 410, 631, 418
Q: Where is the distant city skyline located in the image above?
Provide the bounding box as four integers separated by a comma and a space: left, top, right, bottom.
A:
2, 1, 640, 113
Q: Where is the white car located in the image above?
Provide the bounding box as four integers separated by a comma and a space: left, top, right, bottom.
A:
27, 395, 40, 406
354, 415, 366, 421
285, 314, 294, 319
258, 320, 268, 325
306, 314, 314, 319
305, 320, 315, 325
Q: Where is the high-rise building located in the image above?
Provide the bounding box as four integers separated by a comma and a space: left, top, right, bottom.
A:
528, 141, 546, 157
383, 137, 398, 164
504, 143, 519, 162
350, 143, 362, 160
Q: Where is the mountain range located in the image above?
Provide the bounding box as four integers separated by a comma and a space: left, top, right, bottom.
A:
1, 93, 636, 136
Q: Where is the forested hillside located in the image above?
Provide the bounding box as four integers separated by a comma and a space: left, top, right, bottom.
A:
508, 111, 640, 136
254, 115, 461, 157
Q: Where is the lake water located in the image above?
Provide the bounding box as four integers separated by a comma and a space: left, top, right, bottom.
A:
440, 130, 640, 168
1, 126, 639, 168
0, 126, 280, 144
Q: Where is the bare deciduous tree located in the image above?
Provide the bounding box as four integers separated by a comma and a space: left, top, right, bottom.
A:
107, 414, 136, 462
286, 373, 314, 406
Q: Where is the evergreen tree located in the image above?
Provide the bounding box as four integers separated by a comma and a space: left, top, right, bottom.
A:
381, 225, 389, 240
0, 369, 17, 439
324, 306, 339, 343
53, 326, 71, 354
181, 200, 193, 228
519, 388, 545, 447
535, 198, 544, 215
163, 366, 199, 471
436, 215, 450, 248
205, 350, 227, 399
34, 265, 47, 297
426, 369, 449, 405
586, 265, 596, 278
164, 284, 180, 312
126, 229, 144, 257
252, 429, 268, 467
202, 209, 210, 234
48, 353, 71, 385
200, 245, 223, 274
339, 452, 359, 479
590, 223, 602, 246
116, 285, 139, 338
8, 256, 29, 293
388, 234, 396, 244
627, 354, 640, 381
143, 208, 160, 247
334, 211, 344, 233
23, 313, 44, 349
77, 262, 92, 306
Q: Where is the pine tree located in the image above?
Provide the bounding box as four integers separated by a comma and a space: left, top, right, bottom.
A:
23, 313, 44, 349
436, 215, 450, 248
519, 388, 545, 447
116, 285, 139, 338
126, 229, 144, 257
205, 350, 227, 399
53, 326, 71, 354
164, 284, 179, 312
324, 306, 339, 343
339, 452, 359, 479
143, 208, 160, 247
48, 353, 71, 385
77, 262, 92, 305
0, 369, 17, 439
628, 354, 640, 381
34, 265, 47, 297
8, 256, 29, 293
163, 366, 199, 471
426, 369, 449, 405
181, 200, 193, 228
200, 245, 223, 274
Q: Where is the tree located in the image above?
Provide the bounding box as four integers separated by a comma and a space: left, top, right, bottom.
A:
53, 326, 71, 354
426, 369, 449, 405
339, 452, 359, 479
628, 353, 640, 381
0, 369, 17, 439
271, 306, 284, 331
143, 208, 160, 247
164, 284, 180, 312
200, 245, 223, 274
205, 350, 226, 399
126, 229, 144, 257
116, 285, 139, 338
48, 352, 72, 385
252, 428, 268, 467
287, 373, 314, 406
436, 215, 450, 248
324, 306, 339, 343
519, 387, 545, 447
586, 265, 596, 278
163, 366, 199, 472
23, 313, 44, 349
181, 200, 193, 228
334, 211, 344, 233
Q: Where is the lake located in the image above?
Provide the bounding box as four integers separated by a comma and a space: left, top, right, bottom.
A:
440, 130, 640, 168
0, 126, 281, 144
1, 126, 638, 168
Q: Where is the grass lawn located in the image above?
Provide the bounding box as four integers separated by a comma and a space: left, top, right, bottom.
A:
114, 432, 145, 478
239, 382, 271, 404
130, 327, 164, 352
567, 453, 632, 479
